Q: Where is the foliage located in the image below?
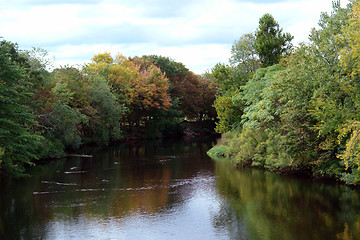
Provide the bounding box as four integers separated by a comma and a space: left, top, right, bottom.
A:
49, 67, 123, 146
128, 64, 171, 111
210, 63, 236, 93
0, 40, 219, 177
337, 121, 360, 171
132, 55, 218, 121
230, 33, 260, 83
3, 0, 359, 183
213, 90, 244, 133
144, 98, 184, 138
333, 0, 360, 184
254, 13, 293, 67
85, 53, 171, 136
48, 102, 87, 149
197, 76, 218, 121
0, 41, 43, 176
131, 55, 189, 80
207, 145, 229, 160
208, 1, 360, 184
86, 75, 124, 143
339, 0, 360, 77
211, 17, 291, 134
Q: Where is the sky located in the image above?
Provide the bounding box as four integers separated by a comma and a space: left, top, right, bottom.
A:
0, 0, 350, 74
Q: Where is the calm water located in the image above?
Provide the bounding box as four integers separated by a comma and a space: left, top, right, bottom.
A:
1, 137, 360, 240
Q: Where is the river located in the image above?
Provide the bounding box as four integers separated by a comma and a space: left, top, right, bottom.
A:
1, 137, 360, 240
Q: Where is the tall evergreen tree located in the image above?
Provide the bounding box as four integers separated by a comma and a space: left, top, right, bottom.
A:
254, 13, 293, 67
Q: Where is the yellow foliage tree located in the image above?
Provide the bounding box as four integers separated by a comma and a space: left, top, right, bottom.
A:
85, 52, 172, 132
337, 0, 360, 180
337, 120, 360, 171
85, 52, 139, 103
339, 0, 360, 77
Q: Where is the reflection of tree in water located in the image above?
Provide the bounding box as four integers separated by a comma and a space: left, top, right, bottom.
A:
213, 161, 360, 240
212, 201, 249, 239
0, 137, 218, 239
0, 159, 67, 240
110, 162, 172, 216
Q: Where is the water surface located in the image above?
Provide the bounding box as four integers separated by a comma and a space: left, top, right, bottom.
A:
1, 137, 360, 239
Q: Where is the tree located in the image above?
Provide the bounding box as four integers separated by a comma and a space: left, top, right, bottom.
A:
86, 53, 173, 135
230, 33, 260, 83
306, 1, 355, 180
254, 13, 293, 67
210, 63, 235, 93
339, 0, 360, 77
85, 52, 135, 104
131, 55, 218, 121
52, 67, 93, 114
51, 66, 125, 144
0, 40, 43, 176
129, 55, 185, 136
86, 75, 124, 143
131, 55, 188, 80
310, 0, 350, 71
127, 64, 172, 113
334, 0, 360, 183
213, 90, 244, 133
197, 77, 218, 121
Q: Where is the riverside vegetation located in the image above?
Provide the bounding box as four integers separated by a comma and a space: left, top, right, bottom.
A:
0, 45, 217, 177
208, 0, 360, 185
2, 0, 360, 186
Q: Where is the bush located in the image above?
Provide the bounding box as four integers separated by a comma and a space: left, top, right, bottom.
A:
207, 145, 229, 160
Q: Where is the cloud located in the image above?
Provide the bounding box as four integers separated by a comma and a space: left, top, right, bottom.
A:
4, 0, 101, 7
233, 0, 302, 3
49, 42, 231, 74
128, 0, 203, 18
0, 0, 351, 74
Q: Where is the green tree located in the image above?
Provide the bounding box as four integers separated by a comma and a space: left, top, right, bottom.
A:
86, 75, 124, 143
51, 67, 125, 144
307, 1, 354, 180
254, 13, 293, 67
334, 0, 360, 183
209, 1, 360, 183
230, 33, 260, 83
86, 53, 174, 136
0, 40, 43, 176
213, 91, 244, 133
210, 63, 236, 93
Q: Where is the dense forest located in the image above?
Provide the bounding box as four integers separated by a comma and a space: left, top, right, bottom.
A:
2, 0, 360, 186
208, 0, 360, 184
0, 44, 218, 177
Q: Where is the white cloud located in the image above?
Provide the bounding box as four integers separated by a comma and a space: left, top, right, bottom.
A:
0, 0, 351, 74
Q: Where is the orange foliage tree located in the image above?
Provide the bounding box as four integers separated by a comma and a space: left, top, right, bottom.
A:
85, 53, 172, 134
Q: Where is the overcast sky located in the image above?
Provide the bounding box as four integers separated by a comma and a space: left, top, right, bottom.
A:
0, 0, 350, 73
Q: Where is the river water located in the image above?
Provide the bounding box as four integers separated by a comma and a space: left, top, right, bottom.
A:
1, 137, 360, 240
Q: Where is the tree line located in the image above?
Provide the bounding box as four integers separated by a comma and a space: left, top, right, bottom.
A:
0, 45, 217, 177
3, 0, 360, 185
208, 0, 360, 184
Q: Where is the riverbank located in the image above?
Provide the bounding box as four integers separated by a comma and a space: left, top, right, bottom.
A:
36, 120, 219, 162
207, 144, 356, 187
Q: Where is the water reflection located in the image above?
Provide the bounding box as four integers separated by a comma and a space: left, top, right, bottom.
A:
1, 137, 360, 239
0, 137, 224, 240
213, 161, 360, 240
